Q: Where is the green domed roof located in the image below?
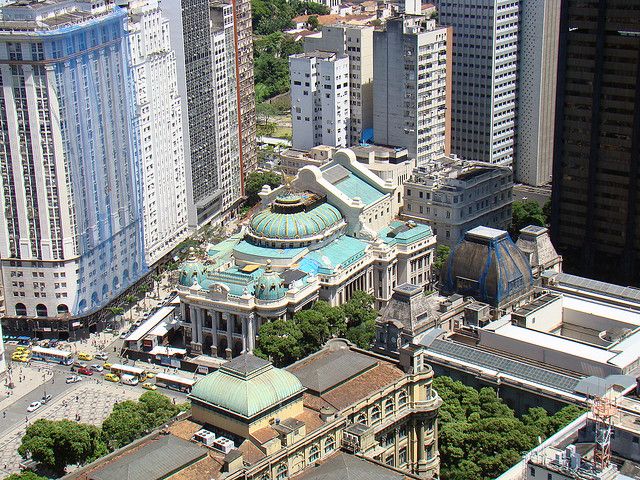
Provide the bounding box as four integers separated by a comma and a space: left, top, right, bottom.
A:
190, 354, 304, 419
179, 259, 204, 287
255, 269, 286, 301
249, 196, 343, 241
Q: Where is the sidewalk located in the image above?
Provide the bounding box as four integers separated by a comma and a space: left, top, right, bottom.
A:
1, 364, 54, 412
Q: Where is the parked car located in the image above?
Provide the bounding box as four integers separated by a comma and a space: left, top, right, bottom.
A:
119, 331, 128, 339
104, 373, 120, 383
94, 352, 109, 361
142, 382, 157, 391
41, 394, 52, 404
72, 361, 87, 369
90, 364, 104, 372
77, 367, 93, 376
66, 375, 82, 384
26, 401, 41, 412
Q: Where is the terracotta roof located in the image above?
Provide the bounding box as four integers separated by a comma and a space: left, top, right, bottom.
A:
168, 452, 225, 480
292, 13, 375, 26
320, 363, 405, 411
302, 392, 333, 412
251, 426, 279, 444
238, 439, 267, 465
169, 419, 203, 441
297, 408, 326, 433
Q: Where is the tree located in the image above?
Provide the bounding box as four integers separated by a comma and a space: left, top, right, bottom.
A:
138, 284, 151, 310
294, 309, 331, 355
307, 15, 319, 30
18, 419, 106, 475
345, 319, 376, 349
254, 319, 303, 367
433, 244, 451, 271
101, 392, 181, 450
107, 307, 125, 328
341, 290, 377, 328
124, 294, 137, 321
151, 273, 163, 299
511, 200, 547, 235
5, 472, 48, 480
312, 300, 347, 336
245, 171, 283, 206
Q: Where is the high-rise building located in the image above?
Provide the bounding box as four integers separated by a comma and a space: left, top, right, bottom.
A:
435, 0, 519, 167
0, 0, 147, 333
515, 0, 561, 186
373, 16, 451, 166
123, 0, 189, 266
232, 0, 257, 175
166, 0, 242, 226
304, 25, 374, 146
289, 51, 350, 151
550, 1, 640, 283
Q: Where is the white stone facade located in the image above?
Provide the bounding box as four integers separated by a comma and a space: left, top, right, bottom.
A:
290, 51, 350, 151
125, 0, 189, 266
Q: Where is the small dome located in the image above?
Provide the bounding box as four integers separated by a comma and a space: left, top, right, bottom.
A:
179, 259, 204, 287
190, 354, 304, 419
255, 262, 286, 301
249, 195, 343, 242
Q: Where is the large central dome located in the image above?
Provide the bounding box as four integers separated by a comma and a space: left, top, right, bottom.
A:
247, 193, 344, 247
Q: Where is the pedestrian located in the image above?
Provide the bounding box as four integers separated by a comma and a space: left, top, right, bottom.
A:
2, 411, 5, 418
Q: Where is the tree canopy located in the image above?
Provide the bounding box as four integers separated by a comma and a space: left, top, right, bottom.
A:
433, 244, 451, 271
252, 0, 328, 35
245, 171, 283, 207
4, 472, 48, 480
101, 391, 181, 450
18, 419, 107, 475
510, 200, 547, 236
435, 376, 584, 480
255, 291, 377, 366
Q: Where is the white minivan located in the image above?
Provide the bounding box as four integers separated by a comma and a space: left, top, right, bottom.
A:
121, 374, 139, 386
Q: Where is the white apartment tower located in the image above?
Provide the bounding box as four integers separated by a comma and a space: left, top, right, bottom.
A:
515, 0, 560, 186
289, 51, 350, 151
435, 0, 519, 167
373, 16, 451, 166
304, 25, 374, 146
0, 0, 147, 335
123, 0, 189, 266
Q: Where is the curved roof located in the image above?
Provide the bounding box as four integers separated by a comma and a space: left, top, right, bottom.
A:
441, 227, 533, 307
255, 270, 286, 301
249, 195, 343, 241
189, 354, 304, 419
179, 259, 204, 287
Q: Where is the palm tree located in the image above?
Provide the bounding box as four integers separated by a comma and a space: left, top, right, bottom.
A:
138, 284, 151, 310
107, 306, 125, 328
152, 273, 163, 299
124, 294, 137, 321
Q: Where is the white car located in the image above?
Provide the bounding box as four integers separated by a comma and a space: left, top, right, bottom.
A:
94, 352, 109, 361
27, 401, 41, 412
66, 375, 82, 384
90, 364, 104, 372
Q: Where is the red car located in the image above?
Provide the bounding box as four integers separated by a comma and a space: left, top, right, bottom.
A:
77, 367, 93, 376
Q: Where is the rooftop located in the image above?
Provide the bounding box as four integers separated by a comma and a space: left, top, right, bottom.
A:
294, 451, 411, 480
466, 226, 509, 242
321, 163, 386, 206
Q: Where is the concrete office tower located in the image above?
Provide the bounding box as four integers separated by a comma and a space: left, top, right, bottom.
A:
551, 1, 640, 284
304, 25, 374, 146
515, 0, 560, 186
169, 0, 242, 226
0, 1, 147, 334
124, 0, 189, 266
435, 0, 519, 167
289, 51, 350, 151
374, 17, 451, 167
232, 0, 258, 174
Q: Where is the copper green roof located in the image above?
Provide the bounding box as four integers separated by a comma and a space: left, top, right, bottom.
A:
249, 201, 342, 241
189, 354, 304, 419
255, 270, 286, 301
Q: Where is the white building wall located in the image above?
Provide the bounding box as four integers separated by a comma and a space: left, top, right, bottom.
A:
126, 0, 189, 266
290, 56, 318, 151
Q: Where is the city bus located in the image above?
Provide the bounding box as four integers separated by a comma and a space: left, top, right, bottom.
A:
109, 364, 147, 380
31, 346, 73, 365
155, 373, 196, 393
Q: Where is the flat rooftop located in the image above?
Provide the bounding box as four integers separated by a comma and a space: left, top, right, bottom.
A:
465, 226, 508, 242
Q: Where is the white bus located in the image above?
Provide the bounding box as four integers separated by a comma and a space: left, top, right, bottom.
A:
31, 346, 73, 365
121, 374, 139, 386
109, 363, 146, 380
155, 373, 196, 393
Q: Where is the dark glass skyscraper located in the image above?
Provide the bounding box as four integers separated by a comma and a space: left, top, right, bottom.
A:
551, 0, 640, 283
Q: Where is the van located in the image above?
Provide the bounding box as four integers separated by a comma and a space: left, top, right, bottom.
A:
121, 374, 139, 386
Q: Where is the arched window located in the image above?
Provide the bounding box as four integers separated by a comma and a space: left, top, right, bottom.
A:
15, 303, 27, 316
36, 304, 48, 317
102, 284, 109, 297
355, 413, 367, 425
324, 436, 335, 454
57, 304, 69, 315
276, 463, 287, 480
78, 299, 87, 311
371, 406, 381, 425
398, 390, 408, 409
308, 444, 319, 463
384, 398, 395, 416
260, 475, 270, 480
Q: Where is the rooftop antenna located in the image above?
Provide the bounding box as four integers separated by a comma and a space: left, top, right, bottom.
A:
592, 393, 616, 471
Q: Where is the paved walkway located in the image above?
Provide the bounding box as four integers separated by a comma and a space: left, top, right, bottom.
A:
0, 383, 141, 478
1, 364, 54, 412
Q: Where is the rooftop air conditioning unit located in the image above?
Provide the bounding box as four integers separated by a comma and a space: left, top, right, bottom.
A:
192, 429, 217, 447
212, 437, 235, 454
